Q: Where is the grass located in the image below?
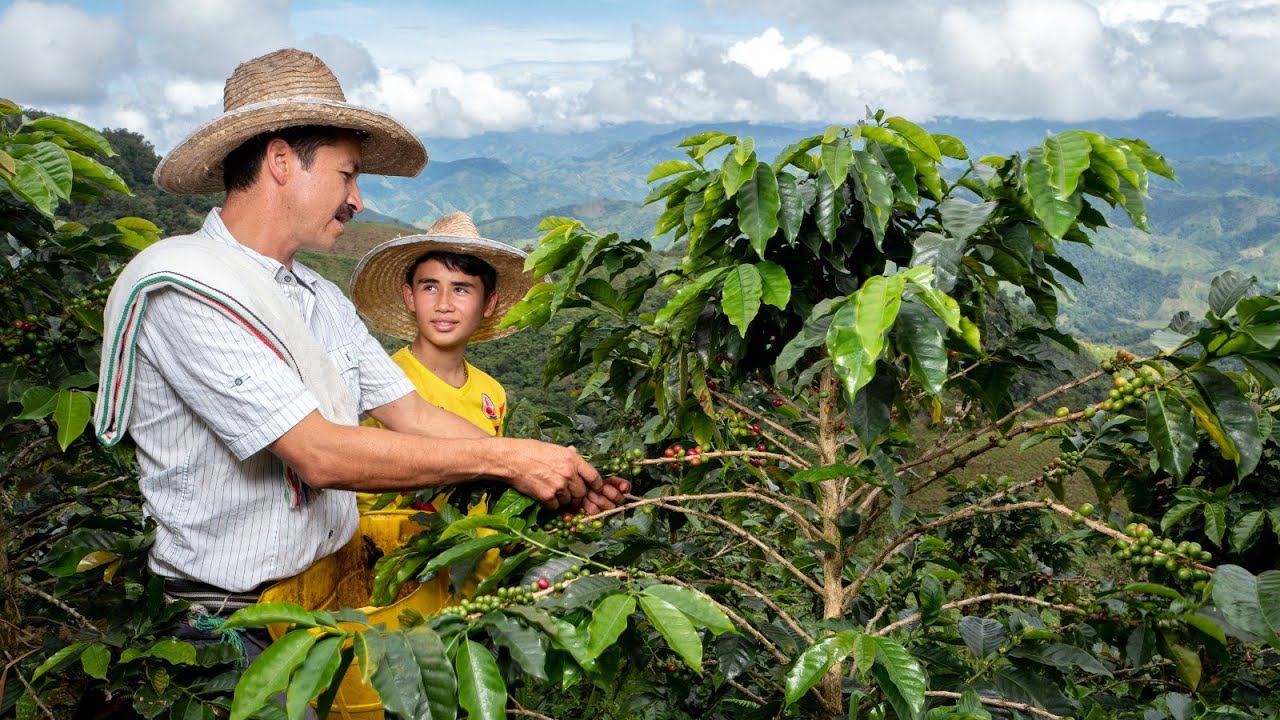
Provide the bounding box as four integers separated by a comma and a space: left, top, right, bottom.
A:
905, 415, 1106, 515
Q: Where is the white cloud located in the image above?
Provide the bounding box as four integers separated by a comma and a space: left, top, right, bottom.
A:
725, 27, 792, 77
354, 62, 535, 138
9, 0, 1280, 148
299, 34, 379, 90
791, 39, 857, 81
124, 0, 292, 79
0, 0, 134, 106
162, 79, 223, 115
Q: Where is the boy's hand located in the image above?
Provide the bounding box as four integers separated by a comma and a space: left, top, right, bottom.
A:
500, 439, 602, 509
575, 476, 630, 515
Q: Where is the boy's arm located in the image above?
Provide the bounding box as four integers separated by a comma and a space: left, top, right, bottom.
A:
367, 390, 489, 438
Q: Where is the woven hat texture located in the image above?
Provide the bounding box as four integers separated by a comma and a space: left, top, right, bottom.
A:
154, 48, 426, 194
351, 212, 539, 343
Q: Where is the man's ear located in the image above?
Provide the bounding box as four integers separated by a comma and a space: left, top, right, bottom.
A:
401, 282, 415, 311
263, 137, 294, 185
482, 290, 499, 318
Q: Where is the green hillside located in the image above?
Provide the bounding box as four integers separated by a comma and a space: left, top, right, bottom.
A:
1057, 160, 1280, 344
477, 199, 663, 249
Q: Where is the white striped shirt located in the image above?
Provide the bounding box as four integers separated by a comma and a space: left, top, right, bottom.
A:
129, 209, 413, 591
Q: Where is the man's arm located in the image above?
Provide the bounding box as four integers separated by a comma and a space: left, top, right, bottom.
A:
367, 390, 489, 438
270, 410, 602, 508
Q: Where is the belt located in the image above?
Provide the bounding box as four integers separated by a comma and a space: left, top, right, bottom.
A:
163, 578, 271, 614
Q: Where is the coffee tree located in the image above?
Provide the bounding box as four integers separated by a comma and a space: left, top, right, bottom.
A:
0, 101, 255, 720
225, 115, 1278, 719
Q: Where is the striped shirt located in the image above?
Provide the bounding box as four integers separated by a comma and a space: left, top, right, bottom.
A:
129, 209, 413, 592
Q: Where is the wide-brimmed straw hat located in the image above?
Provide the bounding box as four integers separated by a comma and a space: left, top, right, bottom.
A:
154, 48, 426, 195
351, 212, 539, 343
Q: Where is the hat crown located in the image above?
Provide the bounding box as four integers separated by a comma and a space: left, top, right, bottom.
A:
223, 48, 346, 113
426, 211, 480, 239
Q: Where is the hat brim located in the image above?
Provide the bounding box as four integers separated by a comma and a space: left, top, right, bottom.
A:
351, 233, 542, 343
153, 97, 427, 195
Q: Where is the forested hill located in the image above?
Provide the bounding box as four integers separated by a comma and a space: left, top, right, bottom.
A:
67, 116, 1280, 348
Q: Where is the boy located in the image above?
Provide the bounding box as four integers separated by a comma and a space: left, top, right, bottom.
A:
350, 210, 537, 510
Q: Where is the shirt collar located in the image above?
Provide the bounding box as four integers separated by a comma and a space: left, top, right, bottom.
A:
199, 208, 317, 289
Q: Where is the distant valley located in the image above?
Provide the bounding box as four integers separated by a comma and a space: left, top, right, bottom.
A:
74, 113, 1280, 349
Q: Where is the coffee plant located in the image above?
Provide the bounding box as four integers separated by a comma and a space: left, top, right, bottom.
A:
0, 101, 250, 720
218, 115, 1280, 720
5, 98, 1280, 720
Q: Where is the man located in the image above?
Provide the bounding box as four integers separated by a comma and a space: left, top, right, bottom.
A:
94, 48, 626, 618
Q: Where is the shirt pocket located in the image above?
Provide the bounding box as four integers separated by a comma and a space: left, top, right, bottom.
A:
326, 343, 361, 405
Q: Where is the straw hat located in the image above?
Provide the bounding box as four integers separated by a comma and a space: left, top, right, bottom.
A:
154, 48, 426, 195
351, 212, 539, 343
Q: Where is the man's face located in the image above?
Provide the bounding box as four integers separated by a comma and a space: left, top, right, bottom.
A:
287, 135, 364, 252
401, 259, 498, 351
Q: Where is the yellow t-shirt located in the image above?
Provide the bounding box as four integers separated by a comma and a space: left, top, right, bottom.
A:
390, 346, 507, 437
357, 347, 507, 596
357, 347, 507, 512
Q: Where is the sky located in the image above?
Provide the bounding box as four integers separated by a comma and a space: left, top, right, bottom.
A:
2, 0, 1279, 153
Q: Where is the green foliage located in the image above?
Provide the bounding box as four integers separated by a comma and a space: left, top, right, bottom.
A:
1, 101, 244, 719
9, 99, 1280, 720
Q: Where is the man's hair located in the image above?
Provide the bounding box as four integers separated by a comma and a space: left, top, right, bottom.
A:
404, 251, 498, 298
222, 125, 365, 192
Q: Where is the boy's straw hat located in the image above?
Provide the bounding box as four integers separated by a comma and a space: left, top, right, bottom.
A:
351, 212, 538, 343
153, 48, 426, 195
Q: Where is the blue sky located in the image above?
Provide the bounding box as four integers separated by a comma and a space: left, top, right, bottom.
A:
3, 0, 1278, 152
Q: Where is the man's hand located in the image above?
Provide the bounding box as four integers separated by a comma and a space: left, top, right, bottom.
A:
575, 476, 630, 515
499, 439, 603, 509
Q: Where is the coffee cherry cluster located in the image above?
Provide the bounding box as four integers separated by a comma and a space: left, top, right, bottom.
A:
542, 512, 604, 539
1043, 450, 1084, 479
1110, 522, 1212, 591
3, 313, 77, 365
438, 566, 595, 618
721, 410, 759, 438
662, 443, 704, 468
1099, 349, 1137, 372
599, 447, 645, 476
438, 586, 536, 617
1094, 366, 1161, 414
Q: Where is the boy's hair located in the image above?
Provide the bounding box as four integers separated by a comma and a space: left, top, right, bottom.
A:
223, 125, 366, 192
404, 251, 498, 298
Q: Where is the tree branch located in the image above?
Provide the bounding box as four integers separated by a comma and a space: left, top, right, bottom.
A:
594, 491, 821, 540
754, 376, 822, 425
897, 369, 1105, 476
658, 575, 792, 664
844, 480, 1045, 606
691, 576, 812, 644
2, 651, 55, 720
637, 449, 811, 470
727, 678, 769, 706
509, 704, 558, 720
18, 583, 100, 632
925, 691, 1064, 720
756, 427, 812, 468
874, 592, 1084, 636
1042, 501, 1214, 573
650, 501, 824, 595
711, 390, 820, 452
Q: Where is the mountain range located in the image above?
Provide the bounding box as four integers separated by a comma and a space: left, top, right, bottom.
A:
71, 113, 1280, 348
350, 114, 1280, 346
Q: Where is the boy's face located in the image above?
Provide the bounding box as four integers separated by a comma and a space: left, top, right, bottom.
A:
401, 258, 498, 351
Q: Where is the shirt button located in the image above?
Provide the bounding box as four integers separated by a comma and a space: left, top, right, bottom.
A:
283, 275, 293, 284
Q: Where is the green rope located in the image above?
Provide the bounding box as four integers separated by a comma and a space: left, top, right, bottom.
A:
192, 613, 248, 665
